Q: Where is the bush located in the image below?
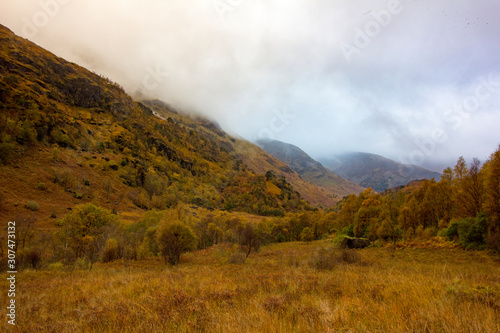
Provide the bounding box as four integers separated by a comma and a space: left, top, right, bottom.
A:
74, 258, 90, 270
101, 238, 120, 262
228, 251, 246, 264
26, 200, 39, 211
338, 249, 361, 264
0, 141, 16, 164
156, 221, 197, 265
444, 213, 488, 249
309, 247, 337, 270
36, 182, 47, 190
309, 247, 363, 270
22, 248, 43, 269
300, 227, 315, 243
47, 262, 64, 271
275, 232, 286, 243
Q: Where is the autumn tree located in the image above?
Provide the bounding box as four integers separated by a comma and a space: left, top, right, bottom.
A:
335, 194, 361, 230
300, 227, 314, 243
353, 188, 381, 237
59, 203, 116, 269
453, 157, 485, 218
156, 221, 197, 265
239, 223, 261, 257
483, 146, 500, 250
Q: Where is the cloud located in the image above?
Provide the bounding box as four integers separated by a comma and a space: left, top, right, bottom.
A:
1, 0, 499, 172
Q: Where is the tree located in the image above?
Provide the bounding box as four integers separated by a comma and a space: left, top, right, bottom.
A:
239, 224, 260, 258
59, 203, 116, 268
156, 221, 197, 265
484, 146, 500, 250
300, 227, 314, 243
336, 194, 361, 230
453, 157, 485, 218
353, 189, 381, 237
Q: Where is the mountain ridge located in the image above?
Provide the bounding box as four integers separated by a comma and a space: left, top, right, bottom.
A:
256, 139, 365, 200
319, 152, 442, 192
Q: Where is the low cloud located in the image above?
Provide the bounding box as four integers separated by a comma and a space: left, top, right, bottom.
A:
1, 0, 499, 171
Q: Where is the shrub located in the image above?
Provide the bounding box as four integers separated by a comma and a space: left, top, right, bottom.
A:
22, 247, 43, 270
338, 249, 361, 264
36, 182, 47, 190
156, 221, 197, 265
309, 247, 337, 270
101, 238, 120, 262
0, 140, 16, 164
444, 213, 488, 249
300, 227, 315, 243
275, 232, 286, 243
228, 251, 246, 264
74, 258, 90, 270
137, 239, 153, 259
26, 200, 39, 211
47, 262, 64, 271
310, 247, 363, 270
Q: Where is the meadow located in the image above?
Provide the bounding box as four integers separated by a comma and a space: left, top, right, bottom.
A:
2, 240, 499, 332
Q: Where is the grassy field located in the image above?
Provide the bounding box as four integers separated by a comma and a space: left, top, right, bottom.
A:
2, 241, 499, 332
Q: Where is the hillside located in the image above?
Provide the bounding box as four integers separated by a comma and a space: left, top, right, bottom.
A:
319, 152, 442, 192
257, 139, 364, 199
0, 24, 335, 225
144, 101, 339, 207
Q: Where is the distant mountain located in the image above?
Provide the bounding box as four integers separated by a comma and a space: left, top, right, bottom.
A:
318, 152, 441, 193
256, 139, 364, 200
0, 23, 342, 224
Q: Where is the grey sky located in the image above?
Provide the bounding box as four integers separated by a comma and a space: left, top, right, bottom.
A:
1, 0, 499, 172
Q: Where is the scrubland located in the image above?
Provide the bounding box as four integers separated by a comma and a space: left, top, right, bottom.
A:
2, 240, 499, 333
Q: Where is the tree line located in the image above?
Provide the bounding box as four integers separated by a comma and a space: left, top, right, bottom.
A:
331, 145, 500, 251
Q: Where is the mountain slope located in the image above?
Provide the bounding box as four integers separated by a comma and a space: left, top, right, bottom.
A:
144, 101, 338, 207
257, 139, 364, 199
0, 24, 337, 224
319, 152, 442, 192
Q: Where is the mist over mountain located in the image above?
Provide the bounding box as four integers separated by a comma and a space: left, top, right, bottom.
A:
257, 139, 364, 199
319, 152, 442, 193
0, 23, 348, 224
1, 0, 499, 171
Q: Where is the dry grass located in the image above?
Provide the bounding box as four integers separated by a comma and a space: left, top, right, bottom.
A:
1, 241, 499, 332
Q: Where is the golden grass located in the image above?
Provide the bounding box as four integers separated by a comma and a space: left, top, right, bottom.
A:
1, 242, 499, 332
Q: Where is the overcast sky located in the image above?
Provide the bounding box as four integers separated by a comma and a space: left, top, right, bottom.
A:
1, 0, 499, 172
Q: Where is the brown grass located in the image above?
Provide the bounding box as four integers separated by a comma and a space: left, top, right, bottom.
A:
1, 241, 499, 332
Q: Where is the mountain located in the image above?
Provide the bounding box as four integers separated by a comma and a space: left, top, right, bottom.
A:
144, 101, 339, 207
0, 24, 341, 224
319, 152, 442, 193
256, 139, 364, 200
